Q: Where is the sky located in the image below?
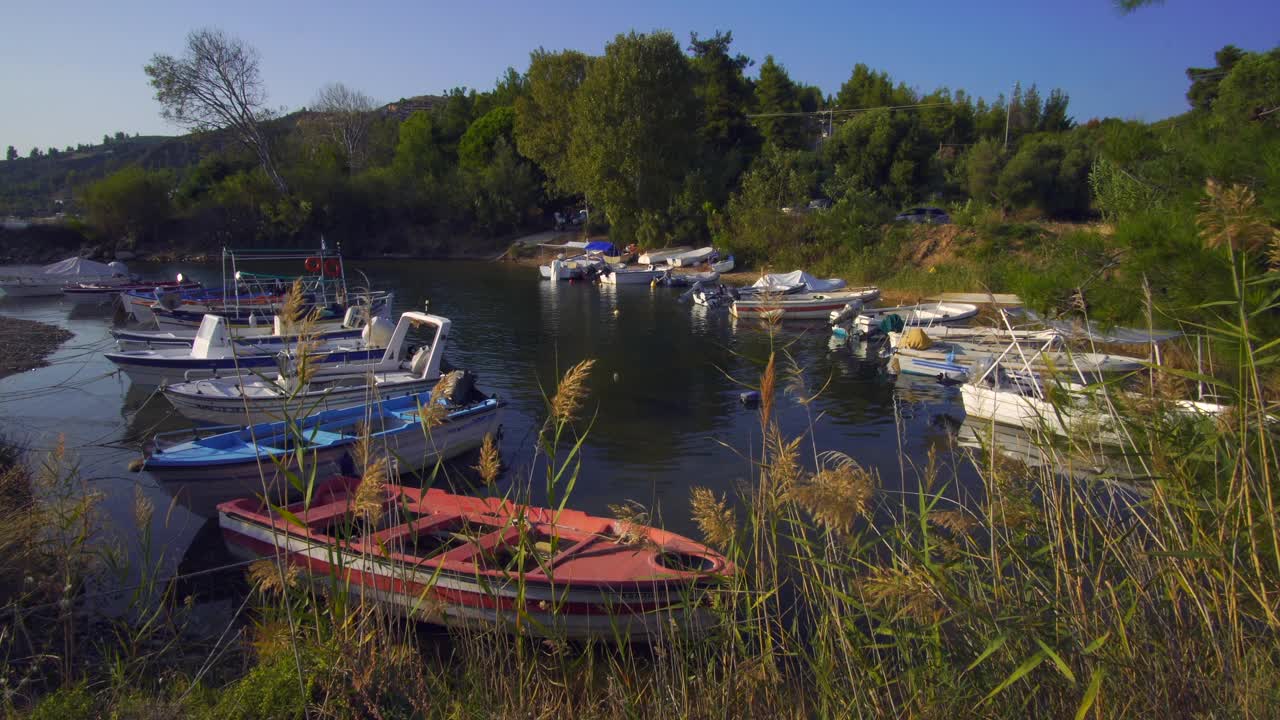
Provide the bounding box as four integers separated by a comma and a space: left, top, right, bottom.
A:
1, 0, 1277, 153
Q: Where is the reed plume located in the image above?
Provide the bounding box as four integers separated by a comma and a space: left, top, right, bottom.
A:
928, 509, 977, 535
858, 564, 943, 624
551, 359, 595, 425
248, 558, 298, 596
1197, 178, 1279, 254
690, 486, 736, 550
609, 500, 650, 545
788, 458, 876, 535
474, 433, 500, 485
352, 455, 389, 523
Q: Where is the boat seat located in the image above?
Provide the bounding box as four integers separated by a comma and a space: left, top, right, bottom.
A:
439, 525, 524, 565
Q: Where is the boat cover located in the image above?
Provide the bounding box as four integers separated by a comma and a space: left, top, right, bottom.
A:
585, 241, 619, 255
752, 270, 847, 292
40, 256, 125, 277
900, 328, 933, 350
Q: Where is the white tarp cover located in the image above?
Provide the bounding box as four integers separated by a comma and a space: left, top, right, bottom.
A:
751, 270, 847, 292
40, 256, 123, 277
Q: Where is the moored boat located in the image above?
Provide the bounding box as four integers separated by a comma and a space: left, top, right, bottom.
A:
831, 301, 979, 338
668, 246, 715, 267
600, 267, 662, 285
637, 246, 692, 265
1, 257, 131, 298
731, 287, 882, 321
217, 475, 731, 639
144, 375, 499, 497
161, 312, 454, 424
64, 277, 202, 306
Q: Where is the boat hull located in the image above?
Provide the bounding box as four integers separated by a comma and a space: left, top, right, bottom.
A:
732, 288, 882, 321
106, 346, 385, 386
163, 376, 439, 425
601, 269, 661, 285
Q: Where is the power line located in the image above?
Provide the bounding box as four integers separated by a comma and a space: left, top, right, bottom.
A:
745, 102, 950, 119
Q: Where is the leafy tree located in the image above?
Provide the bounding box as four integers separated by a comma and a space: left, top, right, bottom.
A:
1040, 89, 1074, 132
432, 87, 479, 155
965, 137, 1006, 205
145, 27, 288, 193
824, 108, 935, 205
81, 166, 172, 240
836, 63, 913, 109
5, 146, 15, 161
514, 48, 591, 194
688, 31, 755, 153
569, 31, 701, 243
996, 134, 1093, 217
393, 111, 446, 181
1186, 45, 1246, 112
754, 55, 804, 149
1213, 48, 1280, 125
475, 67, 527, 117
28, 147, 41, 159
464, 138, 541, 233
458, 106, 516, 171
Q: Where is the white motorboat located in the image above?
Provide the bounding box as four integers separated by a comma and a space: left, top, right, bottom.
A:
831, 301, 979, 338
748, 270, 846, 294
731, 287, 881, 321
710, 255, 735, 274
637, 247, 692, 265
668, 247, 715, 267
0, 257, 131, 297
961, 363, 1229, 445
161, 312, 456, 424
104, 312, 400, 386
539, 255, 605, 281
656, 269, 720, 287
887, 330, 1146, 383
600, 267, 662, 285
886, 326, 1061, 346
113, 302, 387, 351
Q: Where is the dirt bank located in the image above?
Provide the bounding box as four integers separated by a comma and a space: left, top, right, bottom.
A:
0, 316, 73, 380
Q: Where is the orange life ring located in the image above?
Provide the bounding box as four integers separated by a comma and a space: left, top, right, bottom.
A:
323, 258, 342, 278
304, 257, 321, 273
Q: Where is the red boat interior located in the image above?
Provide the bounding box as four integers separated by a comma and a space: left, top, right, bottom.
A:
220, 477, 729, 589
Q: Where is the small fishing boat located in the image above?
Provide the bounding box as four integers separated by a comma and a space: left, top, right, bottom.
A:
64, 276, 202, 306
539, 256, 605, 281
655, 269, 720, 287
745, 270, 847, 295
710, 255, 735, 274
600, 267, 662, 285
217, 475, 731, 639
104, 312, 398, 386
886, 326, 1061, 346
0, 257, 131, 298
887, 330, 1146, 383
731, 287, 882, 321
637, 247, 693, 265
831, 301, 979, 338
961, 362, 1228, 445
113, 302, 385, 350
144, 376, 499, 495
161, 312, 454, 424
668, 247, 715, 267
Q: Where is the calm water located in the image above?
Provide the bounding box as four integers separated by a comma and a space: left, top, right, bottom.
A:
0, 259, 983, 588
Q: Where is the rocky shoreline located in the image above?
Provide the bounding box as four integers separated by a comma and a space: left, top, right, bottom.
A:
0, 315, 73, 380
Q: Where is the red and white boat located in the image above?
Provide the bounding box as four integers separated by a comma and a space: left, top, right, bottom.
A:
63, 277, 202, 306
218, 477, 732, 639
731, 286, 881, 321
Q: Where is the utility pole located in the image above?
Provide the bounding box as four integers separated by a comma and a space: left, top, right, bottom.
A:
1003, 82, 1016, 151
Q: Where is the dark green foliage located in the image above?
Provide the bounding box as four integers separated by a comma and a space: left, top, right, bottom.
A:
754, 55, 805, 149
80, 166, 173, 242
513, 48, 591, 195
5, 146, 16, 161
569, 31, 701, 244
458, 106, 516, 171
1186, 45, 1246, 112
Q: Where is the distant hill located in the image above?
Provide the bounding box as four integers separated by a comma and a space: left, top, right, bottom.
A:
0, 95, 446, 217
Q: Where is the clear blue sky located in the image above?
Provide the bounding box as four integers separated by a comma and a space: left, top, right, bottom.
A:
2, 0, 1277, 153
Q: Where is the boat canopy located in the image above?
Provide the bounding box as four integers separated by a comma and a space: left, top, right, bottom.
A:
1018, 310, 1182, 344
40, 256, 126, 277
752, 270, 847, 293
585, 241, 619, 255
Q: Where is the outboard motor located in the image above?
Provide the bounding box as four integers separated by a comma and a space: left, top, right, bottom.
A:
549, 258, 563, 281
828, 301, 862, 327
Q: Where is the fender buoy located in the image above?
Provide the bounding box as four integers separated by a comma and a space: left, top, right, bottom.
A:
323, 258, 342, 278
304, 257, 321, 273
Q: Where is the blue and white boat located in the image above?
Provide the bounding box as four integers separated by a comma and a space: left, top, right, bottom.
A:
104, 312, 397, 386
142, 379, 501, 512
